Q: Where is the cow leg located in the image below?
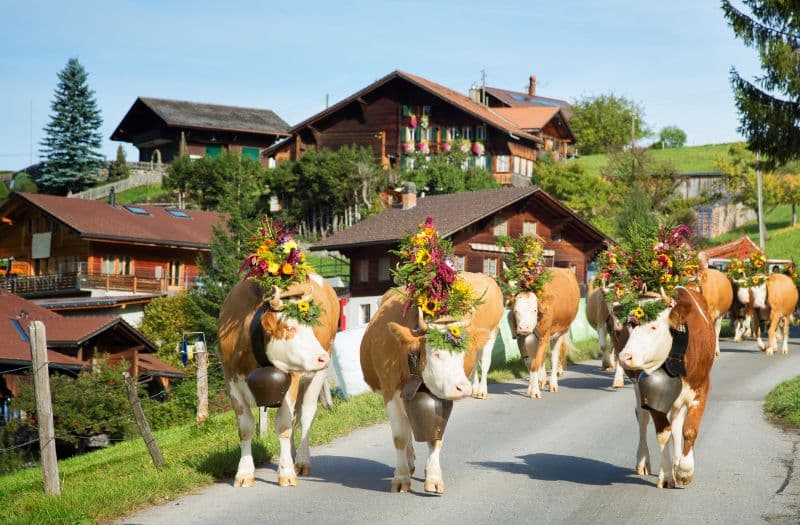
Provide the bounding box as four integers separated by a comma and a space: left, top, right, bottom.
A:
406, 441, 416, 476
781, 315, 791, 355
733, 317, 744, 342
675, 390, 707, 486
714, 316, 723, 357
386, 392, 412, 492
766, 314, 780, 356
598, 323, 613, 370
423, 439, 445, 494
612, 361, 625, 389
755, 315, 766, 351
549, 334, 566, 393
229, 378, 257, 488
652, 411, 675, 488
669, 405, 688, 486
633, 386, 651, 475
293, 370, 326, 476
275, 393, 298, 487
471, 330, 496, 400
744, 314, 753, 338
523, 334, 544, 399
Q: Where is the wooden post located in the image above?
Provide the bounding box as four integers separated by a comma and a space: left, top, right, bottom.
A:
123, 372, 164, 469
29, 321, 61, 496
195, 341, 208, 426
258, 407, 268, 437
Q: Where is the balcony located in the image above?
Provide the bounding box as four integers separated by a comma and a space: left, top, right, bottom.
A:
0, 272, 194, 298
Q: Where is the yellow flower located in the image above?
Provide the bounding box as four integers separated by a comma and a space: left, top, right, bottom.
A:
417, 295, 438, 316
415, 249, 431, 265
423, 227, 435, 238
281, 262, 294, 275
282, 240, 298, 253
297, 301, 310, 313
631, 307, 644, 319
752, 276, 761, 285
412, 234, 428, 246
268, 262, 280, 275
449, 325, 461, 338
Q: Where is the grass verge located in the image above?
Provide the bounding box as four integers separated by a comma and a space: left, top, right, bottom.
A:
0, 392, 385, 525
113, 184, 171, 204
487, 337, 601, 383
575, 142, 738, 177
764, 376, 800, 428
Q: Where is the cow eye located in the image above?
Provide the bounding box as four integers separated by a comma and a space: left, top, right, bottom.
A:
649, 325, 657, 332
432, 351, 442, 360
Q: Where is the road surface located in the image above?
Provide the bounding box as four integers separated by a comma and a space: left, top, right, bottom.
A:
121, 336, 800, 525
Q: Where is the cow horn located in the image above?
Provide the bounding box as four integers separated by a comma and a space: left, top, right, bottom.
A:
659, 286, 670, 305
301, 290, 313, 303
417, 307, 428, 333
270, 285, 284, 311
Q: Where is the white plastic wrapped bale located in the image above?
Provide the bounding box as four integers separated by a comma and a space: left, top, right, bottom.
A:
332, 327, 371, 398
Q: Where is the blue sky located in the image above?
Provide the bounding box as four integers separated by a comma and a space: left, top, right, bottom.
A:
0, 1, 762, 170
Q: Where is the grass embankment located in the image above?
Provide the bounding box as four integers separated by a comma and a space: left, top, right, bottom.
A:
575, 142, 738, 177
114, 183, 171, 204
487, 338, 601, 383
0, 393, 385, 525
765, 377, 800, 427
706, 204, 800, 261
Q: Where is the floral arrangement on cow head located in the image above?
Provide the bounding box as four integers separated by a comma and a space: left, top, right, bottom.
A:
390, 217, 482, 352
239, 217, 322, 326
604, 225, 700, 327
497, 234, 552, 298
725, 250, 767, 287
593, 241, 633, 302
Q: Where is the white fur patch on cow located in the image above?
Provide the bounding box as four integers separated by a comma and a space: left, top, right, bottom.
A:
309, 273, 324, 287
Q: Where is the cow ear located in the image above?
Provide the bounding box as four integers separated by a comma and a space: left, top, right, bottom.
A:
387, 322, 424, 354
668, 289, 692, 328
539, 295, 553, 314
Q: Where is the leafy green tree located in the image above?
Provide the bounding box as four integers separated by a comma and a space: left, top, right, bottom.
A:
532, 157, 612, 231
655, 126, 687, 149
0, 180, 9, 202
403, 151, 497, 195
38, 58, 104, 195
12, 173, 38, 193
715, 143, 782, 215
107, 144, 130, 181
570, 93, 650, 155
723, 1, 800, 166
140, 293, 205, 365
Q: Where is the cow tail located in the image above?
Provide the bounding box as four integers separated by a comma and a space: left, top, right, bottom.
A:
318, 379, 334, 410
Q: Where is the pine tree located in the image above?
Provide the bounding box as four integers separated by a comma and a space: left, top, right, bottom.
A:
107, 145, 130, 181
722, 1, 800, 165
38, 58, 104, 194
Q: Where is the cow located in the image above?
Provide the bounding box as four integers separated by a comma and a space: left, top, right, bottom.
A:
586, 284, 627, 388
618, 286, 716, 488
360, 271, 503, 493
730, 279, 755, 342
753, 272, 798, 356
509, 267, 581, 398
217, 274, 339, 488
695, 268, 733, 357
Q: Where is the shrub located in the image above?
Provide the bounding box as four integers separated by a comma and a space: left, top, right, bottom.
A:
139, 292, 203, 366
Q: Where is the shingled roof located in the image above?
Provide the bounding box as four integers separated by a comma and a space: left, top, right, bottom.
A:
3, 193, 222, 249
484, 86, 572, 116
311, 186, 608, 251
111, 97, 290, 140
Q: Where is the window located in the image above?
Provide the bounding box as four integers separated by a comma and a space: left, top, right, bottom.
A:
496, 155, 510, 172
359, 260, 369, 282
169, 259, 182, 287
454, 255, 465, 271
462, 127, 473, 140
447, 127, 460, 141
118, 256, 133, 276
123, 205, 150, 216
166, 209, 190, 218
405, 156, 415, 170
523, 221, 538, 235
422, 105, 431, 116
101, 256, 115, 275
241, 147, 260, 161
482, 257, 497, 277
493, 217, 508, 236
526, 159, 534, 177
513, 156, 521, 174
476, 125, 486, 140
475, 156, 486, 169
360, 304, 372, 325
378, 257, 391, 281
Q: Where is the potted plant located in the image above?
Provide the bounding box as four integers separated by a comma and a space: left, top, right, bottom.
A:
416, 141, 430, 155
471, 141, 485, 156
459, 139, 471, 154
402, 141, 416, 154
409, 113, 418, 129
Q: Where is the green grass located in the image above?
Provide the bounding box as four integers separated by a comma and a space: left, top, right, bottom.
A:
764, 376, 800, 427
706, 204, 800, 261
306, 255, 350, 279
575, 142, 739, 177
487, 337, 601, 383
0, 392, 385, 525
113, 184, 171, 204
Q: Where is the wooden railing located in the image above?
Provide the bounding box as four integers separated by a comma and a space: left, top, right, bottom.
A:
0, 273, 80, 296
83, 275, 166, 294
1, 271, 200, 297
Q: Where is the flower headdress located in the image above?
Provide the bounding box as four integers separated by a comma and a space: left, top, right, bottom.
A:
239, 218, 321, 325
725, 250, 767, 287
390, 217, 481, 352
497, 234, 552, 298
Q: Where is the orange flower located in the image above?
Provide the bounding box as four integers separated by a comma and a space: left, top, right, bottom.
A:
281, 262, 294, 275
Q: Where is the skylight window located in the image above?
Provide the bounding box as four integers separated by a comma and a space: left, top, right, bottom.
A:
123, 205, 150, 216
166, 209, 190, 218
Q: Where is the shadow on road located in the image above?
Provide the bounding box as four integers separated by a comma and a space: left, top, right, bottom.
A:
299, 455, 438, 496
470, 453, 651, 487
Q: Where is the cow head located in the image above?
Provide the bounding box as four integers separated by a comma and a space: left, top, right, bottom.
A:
735, 283, 751, 305
510, 291, 552, 336
257, 285, 330, 373
750, 283, 767, 309
387, 311, 472, 400
618, 288, 694, 374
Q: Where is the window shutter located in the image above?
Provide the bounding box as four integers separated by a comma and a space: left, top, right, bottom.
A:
402, 127, 407, 141
485, 153, 492, 172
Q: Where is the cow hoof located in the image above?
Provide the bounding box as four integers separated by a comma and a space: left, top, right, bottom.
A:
656, 477, 675, 489
766, 347, 775, 357
234, 474, 255, 487
295, 463, 311, 476
549, 384, 558, 393
424, 479, 445, 494
636, 462, 650, 476
471, 390, 488, 400
557, 370, 565, 378
782, 348, 789, 356
714, 349, 720, 357
527, 387, 541, 399
391, 479, 411, 493
757, 341, 766, 351
278, 475, 297, 487
612, 380, 624, 389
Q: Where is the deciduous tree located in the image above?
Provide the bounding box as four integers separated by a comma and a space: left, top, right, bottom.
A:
570, 93, 650, 155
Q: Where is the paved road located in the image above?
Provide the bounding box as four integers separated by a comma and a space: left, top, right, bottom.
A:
122, 337, 800, 525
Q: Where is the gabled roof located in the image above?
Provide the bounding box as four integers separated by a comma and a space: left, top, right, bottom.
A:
492, 107, 561, 130
111, 97, 291, 141
311, 186, 609, 251
484, 86, 572, 114
279, 70, 544, 149
2, 193, 222, 249
700, 236, 762, 260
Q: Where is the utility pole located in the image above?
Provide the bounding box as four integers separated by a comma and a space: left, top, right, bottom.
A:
480, 69, 486, 104
756, 151, 766, 249
29, 321, 61, 496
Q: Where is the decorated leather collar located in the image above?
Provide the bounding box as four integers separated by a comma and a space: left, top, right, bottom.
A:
249, 302, 274, 368
664, 324, 688, 377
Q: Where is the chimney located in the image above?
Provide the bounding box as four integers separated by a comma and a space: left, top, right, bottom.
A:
528, 75, 537, 97
108, 186, 116, 207
401, 182, 417, 210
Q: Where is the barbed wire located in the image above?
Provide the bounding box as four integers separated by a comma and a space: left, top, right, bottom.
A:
0, 438, 40, 454
0, 364, 34, 375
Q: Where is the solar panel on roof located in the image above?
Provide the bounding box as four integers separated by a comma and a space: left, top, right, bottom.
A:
511, 94, 528, 101
123, 205, 150, 216
167, 209, 190, 218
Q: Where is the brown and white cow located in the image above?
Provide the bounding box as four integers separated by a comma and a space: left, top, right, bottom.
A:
754, 273, 798, 356
618, 287, 716, 488
360, 272, 503, 493
510, 267, 580, 398
695, 268, 733, 357
586, 284, 627, 388
730, 279, 755, 342
217, 274, 339, 487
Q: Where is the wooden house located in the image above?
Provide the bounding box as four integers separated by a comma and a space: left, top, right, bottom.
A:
0, 192, 222, 300
311, 185, 609, 328
111, 97, 291, 166
264, 70, 575, 186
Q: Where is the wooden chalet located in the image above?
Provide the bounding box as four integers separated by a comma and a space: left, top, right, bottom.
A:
111, 97, 291, 165
311, 185, 609, 328
0, 291, 183, 422
0, 192, 222, 298
264, 71, 575, 186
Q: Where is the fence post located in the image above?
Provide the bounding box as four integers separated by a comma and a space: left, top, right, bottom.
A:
123, 372, 165, 469
29, 321, 61, 496
195, 341, 208, 426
